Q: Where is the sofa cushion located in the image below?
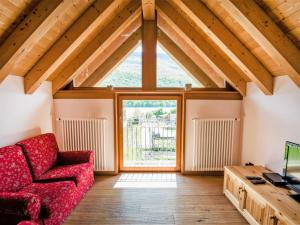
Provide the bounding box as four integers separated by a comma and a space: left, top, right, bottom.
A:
18, 221, 39, 225
0, 145, 33, 192
17, 133, 59, 178
21, 181, 78, 225
37, 163, 94, 192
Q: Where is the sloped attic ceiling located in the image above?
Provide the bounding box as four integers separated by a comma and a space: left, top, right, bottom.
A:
0, 0, 299, 96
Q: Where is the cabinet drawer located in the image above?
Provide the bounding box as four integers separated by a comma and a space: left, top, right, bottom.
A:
265, 206, 289, 225
243, 187, 266, 225
224, 171, 243, 200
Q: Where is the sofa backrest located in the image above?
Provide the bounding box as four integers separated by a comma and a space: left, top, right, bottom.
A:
17, 133, 58, 178
0, 145, 33, 192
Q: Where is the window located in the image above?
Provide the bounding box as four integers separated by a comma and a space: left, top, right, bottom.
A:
97, 44, 142, 87
97, 43, 201, 88
157, 44, 201, 88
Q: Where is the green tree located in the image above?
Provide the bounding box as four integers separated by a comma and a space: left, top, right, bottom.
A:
170, 108, 176, 114
153, 108, 164, 118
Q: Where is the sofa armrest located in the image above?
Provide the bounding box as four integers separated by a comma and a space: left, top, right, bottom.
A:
0, 192, 41, 220
57, 151, 94, 165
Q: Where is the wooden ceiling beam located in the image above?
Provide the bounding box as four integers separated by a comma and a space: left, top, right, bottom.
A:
156, 1, 247, 96
0, 0, 61, 82
53, 88, 242, 100
72, 16, 141, 88
217, 0, 300, 88
72, 17, 141, 88
142, 19, 157, 90
78, 29, 141, 87
170, 0, 273, 95
51, 0, 141, 94
24, 0, 130, 94
0, 0, 92, 83
158, 30, 217, 88
157, 14, 224, 88
142, 0, 155, 20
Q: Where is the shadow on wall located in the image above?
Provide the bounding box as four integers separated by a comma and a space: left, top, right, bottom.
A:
0, 127, 41, 147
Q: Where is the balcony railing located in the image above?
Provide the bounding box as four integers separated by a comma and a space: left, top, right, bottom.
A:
123, 119, 176, 167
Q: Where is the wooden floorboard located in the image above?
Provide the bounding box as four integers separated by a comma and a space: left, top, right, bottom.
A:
64, 173, 248, 225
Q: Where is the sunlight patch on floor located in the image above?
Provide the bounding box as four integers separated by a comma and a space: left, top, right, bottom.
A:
113, 173, 177, 189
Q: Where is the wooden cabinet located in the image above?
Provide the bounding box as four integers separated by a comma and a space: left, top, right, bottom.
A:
224, 166, 300, 225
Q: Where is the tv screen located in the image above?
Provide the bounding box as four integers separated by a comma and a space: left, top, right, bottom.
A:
284, 142, 300, 188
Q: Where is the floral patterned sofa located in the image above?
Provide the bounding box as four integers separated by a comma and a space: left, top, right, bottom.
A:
0, 133, 94, 225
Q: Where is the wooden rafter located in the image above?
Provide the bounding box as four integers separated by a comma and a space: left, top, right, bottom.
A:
77, 29, 141, 87
158, 30, 217, 88
24, 0, 131, 94
217, 0, 300, 88
72, 17, 141, 88
157, 14, 224, 88
0, 0, 61, 81
156, 0, 247, 96
51, 0, 141, 94
0, 0, 92, 83
170, 0, 273, 95
142, 0, 155, 20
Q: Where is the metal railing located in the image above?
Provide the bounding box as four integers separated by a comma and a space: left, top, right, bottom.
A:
123, 119, 176, 167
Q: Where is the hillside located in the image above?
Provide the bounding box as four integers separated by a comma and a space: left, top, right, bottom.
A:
97, 44, 201, 88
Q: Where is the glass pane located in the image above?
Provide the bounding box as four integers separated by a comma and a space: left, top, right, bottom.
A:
123, 100, 177, 167
157, 44, 201, 88
96, 44, 142, 87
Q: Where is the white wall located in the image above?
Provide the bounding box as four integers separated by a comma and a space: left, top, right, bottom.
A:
185, 99, 242, 171
241, 76, 300, 174
0, 76, 53, 147
53, 99, 115, 171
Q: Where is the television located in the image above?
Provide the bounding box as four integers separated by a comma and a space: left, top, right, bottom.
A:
283, 141, 300, 193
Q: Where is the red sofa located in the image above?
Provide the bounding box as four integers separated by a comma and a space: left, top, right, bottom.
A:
0, 133, 94, 225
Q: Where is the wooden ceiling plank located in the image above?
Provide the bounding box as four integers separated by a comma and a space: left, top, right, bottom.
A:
142, 0, 155, 20
0, 0, 93, 83
78, 29, 141, 87
171, 0, 273, 95
51, 0, 141, 94
24, 0, 131, 94
157, 14, 225, 88
0, 0, 32, 38
158, 30, 217, 88
218, 0, 300, 88
156, 0, 247, 96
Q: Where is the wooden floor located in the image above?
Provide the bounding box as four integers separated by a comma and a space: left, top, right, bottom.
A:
64, 173, 248, 225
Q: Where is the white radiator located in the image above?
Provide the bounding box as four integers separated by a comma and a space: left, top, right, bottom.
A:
192, 118, 237, 171
59, 118, 106, 171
